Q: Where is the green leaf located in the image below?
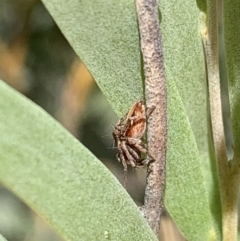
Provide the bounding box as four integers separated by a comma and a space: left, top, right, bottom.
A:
0, 234, 8, 241
43, 1, 143, 117
0, 81, 157, 241
222, 1, 240, 239
40, 0, 221, 240
222, 0, 240, 156
161, 0, 221, 239
167, 81, 217, 241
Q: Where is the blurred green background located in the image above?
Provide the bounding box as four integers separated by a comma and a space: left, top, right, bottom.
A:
0, 0, 185, 240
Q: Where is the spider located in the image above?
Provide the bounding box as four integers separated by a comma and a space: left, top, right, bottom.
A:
112, 100, 150, 186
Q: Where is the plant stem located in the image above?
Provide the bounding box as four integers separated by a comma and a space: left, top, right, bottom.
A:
135, 0, 167, 237
221, 169, 240, 240
201, 0, 240, 240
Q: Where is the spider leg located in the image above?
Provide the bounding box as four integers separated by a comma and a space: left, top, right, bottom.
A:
123, 166, 128, 188
127, 138, 147, 153
126, 144, 140, 160
116, 149, 128, 188
121, 155, 128, 188
126, 138, 155, 164
125, 144, 147, 169
146, 105, 156, 119
121, 141, 137, 168
128, 116, 146, 126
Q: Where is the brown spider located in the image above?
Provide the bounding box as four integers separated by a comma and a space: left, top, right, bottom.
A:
112, 100, 149, 186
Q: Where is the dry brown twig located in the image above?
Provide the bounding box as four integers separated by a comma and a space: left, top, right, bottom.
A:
135, 0, 167, 237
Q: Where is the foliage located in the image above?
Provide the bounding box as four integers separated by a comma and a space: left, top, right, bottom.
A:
2, 0, 235, 240
0, 81, 157, 241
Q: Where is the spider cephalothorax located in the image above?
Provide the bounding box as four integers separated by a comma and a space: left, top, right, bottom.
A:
112, 100, 148, 185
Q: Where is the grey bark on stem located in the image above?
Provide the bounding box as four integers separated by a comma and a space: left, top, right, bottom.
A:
135, 0, 167, 237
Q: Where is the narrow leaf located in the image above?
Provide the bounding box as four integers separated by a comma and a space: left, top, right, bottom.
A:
0, 81, 157, 241
40, 0, 220, 240
0, 234, 7, 241
222, 0, 240, 156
